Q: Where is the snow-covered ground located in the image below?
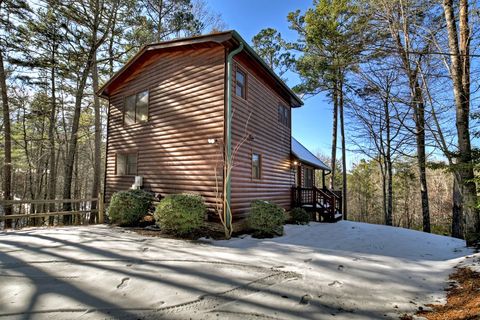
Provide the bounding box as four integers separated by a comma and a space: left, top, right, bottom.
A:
0, 221, 474, 319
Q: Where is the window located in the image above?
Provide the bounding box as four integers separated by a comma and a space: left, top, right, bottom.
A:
236, 68, 246, 99
124, 90, 149, 125
252, 153, 261, 179
278, 105, 290, 126
116, 153, 137, 176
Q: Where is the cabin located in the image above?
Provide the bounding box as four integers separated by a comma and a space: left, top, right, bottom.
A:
98, 30, 342, 224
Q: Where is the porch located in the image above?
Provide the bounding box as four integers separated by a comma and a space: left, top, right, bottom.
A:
292, 186, 343, 222
291, 137, 343, 222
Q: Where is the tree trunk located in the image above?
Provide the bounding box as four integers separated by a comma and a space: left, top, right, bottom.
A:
414, 83, 430, 233
339, 76, 347, 219
90, 54, 101, 223
62, 53, 94, 224
386, 154, 393, 227
48, 60, 57, 224
443, 0, 479, 243
452, 171, 463, 238
380, 161, 389, 225
330, 82, 338, 189
384, 90, 393, 227
0, 50, 12, 228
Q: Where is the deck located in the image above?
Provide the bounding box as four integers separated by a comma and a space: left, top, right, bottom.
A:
292, 186, 343, 222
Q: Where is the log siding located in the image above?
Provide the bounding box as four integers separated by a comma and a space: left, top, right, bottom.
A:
230, 54, 294, 217
105, 46, 225, 212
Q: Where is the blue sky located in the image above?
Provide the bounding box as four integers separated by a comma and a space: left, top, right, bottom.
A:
205, 0, 334, 158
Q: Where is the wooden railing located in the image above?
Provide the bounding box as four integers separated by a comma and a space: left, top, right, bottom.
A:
292, 186, 342, 222
324, 189, 342, 217
0, 193, 105, 229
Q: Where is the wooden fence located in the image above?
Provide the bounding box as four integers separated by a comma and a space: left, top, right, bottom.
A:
0, 192, 104, 229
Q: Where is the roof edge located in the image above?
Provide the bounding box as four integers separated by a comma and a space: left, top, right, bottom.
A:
97, 31, 235, 98
97, 30, 304, 107
230, 31, 303, 107
291, 136, 331, 171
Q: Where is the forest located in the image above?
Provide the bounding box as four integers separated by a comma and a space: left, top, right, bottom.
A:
0, 0, 479, 242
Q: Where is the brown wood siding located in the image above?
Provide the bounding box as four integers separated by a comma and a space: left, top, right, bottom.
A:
230, 54, 295, 218
105, 46, 225, 213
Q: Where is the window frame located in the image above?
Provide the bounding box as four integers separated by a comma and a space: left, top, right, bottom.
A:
115, 152, 138, 176
123, 90, 149, 126
251, 152, 262, 180
235, 66, 247, 99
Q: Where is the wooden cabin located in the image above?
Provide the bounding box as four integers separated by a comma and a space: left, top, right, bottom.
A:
98, 30, 342, 223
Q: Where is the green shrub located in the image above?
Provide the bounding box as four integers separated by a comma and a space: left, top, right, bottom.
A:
247, 200, 285, 238
154, 194, 206, 237
289, 207, 310, 225
108, 189, 154, 226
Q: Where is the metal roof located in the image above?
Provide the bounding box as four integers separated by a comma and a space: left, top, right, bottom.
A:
291, 137, 331, 171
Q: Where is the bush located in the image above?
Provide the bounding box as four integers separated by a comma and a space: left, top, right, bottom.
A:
108, 189, 154, 226
154, 194, 206, 237
247, 200, 285, 238
289, 207, 310, 225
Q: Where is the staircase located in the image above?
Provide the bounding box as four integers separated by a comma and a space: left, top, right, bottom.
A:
292, 186, 343, 222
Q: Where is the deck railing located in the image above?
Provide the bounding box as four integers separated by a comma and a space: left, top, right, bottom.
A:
292, 186, 342, 221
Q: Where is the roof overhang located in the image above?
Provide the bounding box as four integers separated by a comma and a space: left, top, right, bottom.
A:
97, 30, 303, 108
291, 136, 331, 171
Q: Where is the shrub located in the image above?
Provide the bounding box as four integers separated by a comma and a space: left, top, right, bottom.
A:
247, 200, 285, 238
289, 207, 310, 225
154, 194, 206, 237
108, 189, 154, 226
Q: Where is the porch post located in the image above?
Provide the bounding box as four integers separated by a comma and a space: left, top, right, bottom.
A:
322, 170, 326, 190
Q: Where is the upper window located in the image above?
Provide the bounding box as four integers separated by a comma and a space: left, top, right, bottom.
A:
278, 105, 290, 126
252, 153, 261, 179
236, 68, 246, 99
116, 153, 137, 176
124, 90, 149, 125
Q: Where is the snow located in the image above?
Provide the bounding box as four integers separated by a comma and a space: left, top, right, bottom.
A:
0, 221, 474, 319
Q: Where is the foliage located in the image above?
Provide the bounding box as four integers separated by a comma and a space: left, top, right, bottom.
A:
108, 189, 154, 226
154, 194, 206, 237
348, 158, 454, 235
289, 208, 310, 225
251, 28, 294, 78
247, 200, 285, 238
287, 0, 371, 96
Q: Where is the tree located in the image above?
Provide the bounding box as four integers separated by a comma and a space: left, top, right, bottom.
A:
129, 0, 202, 47
59, 0, 119, 223
349, 65, 410, 226
0, 0, 31, 228
288, 0, 371, 219
251, 28, 294, 78
17, 5, 68, 221
370, 0, 433, 233
442, 0, 479, 243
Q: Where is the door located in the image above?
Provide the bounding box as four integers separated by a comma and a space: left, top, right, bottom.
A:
303, 167, 314, 188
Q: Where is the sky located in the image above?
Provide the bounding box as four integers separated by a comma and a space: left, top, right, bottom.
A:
205, 0, 335, 158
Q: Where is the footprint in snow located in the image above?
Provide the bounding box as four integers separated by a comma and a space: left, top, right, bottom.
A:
299, 294, 312, 305
328, 280, 343, 287
337, 265, 345, 271
117, 277, 130, 289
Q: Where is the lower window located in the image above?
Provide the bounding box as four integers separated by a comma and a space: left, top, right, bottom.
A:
252, 153, 261, 179
116, 153, 137, 175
